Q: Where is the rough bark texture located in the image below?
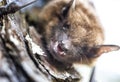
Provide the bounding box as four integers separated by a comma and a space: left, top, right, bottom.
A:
0, 0, 81, 82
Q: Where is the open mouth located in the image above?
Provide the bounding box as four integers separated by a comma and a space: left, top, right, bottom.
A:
50, 41, 66, 56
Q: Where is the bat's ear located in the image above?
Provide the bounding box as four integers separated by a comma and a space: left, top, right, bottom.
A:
61, 0, 72, 19
92, 45, 120, 57
61, 0, 78, 19
71, 0, 80, 10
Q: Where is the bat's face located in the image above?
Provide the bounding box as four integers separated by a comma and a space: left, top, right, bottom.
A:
45, 0, 120, 65
48, 12, 103, 64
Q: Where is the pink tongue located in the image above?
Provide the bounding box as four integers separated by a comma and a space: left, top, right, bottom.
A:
57, 44, 64, 56
57, 44, 63, 52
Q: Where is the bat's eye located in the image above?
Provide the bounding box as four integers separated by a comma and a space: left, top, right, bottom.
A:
63, 23, 70, 30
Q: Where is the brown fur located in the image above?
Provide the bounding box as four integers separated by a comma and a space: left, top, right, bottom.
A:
27, 0, 120, 69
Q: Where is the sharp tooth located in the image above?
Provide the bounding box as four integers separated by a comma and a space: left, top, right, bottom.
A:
60, 52, 66, 55
64, 52, 66, 55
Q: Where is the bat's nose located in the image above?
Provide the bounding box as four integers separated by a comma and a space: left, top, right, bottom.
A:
58, 40, 71, 51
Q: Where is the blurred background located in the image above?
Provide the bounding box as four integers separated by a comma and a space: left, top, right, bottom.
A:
92, 0, 120, 82
24, 0, 120, 82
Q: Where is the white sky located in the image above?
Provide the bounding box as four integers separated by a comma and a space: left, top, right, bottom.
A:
92, 0, 120, 81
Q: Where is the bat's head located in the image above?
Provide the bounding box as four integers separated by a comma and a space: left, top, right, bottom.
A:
47, 0, 120, 65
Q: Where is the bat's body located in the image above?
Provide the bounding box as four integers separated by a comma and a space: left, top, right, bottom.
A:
37, 0, 119, 69
26, 0, 120, 81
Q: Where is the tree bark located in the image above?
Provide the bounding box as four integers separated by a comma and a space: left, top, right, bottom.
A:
0, 0, 81, 82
